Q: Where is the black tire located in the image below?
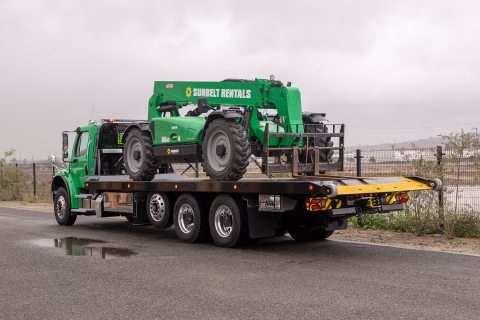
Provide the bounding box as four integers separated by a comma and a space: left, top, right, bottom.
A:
286, 218, 325, 242
202, 119, 251, 181
173, 193, 210, 243
146, 192, 172, 229
209, 195, 250, 248
318, 230, 334, 240
302, 118, 334, 165
124, 128, 158, 181
275, 226, 288, 237
54, 187, 76, 226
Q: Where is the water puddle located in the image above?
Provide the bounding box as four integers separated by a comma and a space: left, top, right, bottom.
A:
31, 237, 136, 259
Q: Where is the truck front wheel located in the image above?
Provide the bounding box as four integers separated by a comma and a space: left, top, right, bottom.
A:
124, 128, 158, 181
54, 187, 76, 226
173, 193, 210, 243
209, 195, 249, 248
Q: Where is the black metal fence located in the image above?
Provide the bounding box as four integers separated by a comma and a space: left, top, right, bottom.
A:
337, 146, 479, 185
338, 146, 480, 215
0, 161, 54, 200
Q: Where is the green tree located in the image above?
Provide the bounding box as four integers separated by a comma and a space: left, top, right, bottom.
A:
0, 148, 15, 165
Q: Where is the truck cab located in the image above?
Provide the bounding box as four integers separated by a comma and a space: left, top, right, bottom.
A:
52, 120, 138, 212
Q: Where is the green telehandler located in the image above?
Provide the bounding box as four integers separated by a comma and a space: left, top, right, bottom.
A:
122, 76, 344, 181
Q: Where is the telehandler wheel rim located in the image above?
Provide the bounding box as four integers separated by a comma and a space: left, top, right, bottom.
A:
214, 205, 233, 237
207, 129, 231, 171
178, 203, 195, 234
149, 193, 166, 222
125, 137, 142, 174
56, 196, 66, 219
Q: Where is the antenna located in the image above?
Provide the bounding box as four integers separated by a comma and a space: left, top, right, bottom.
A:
90, 101, 95, 120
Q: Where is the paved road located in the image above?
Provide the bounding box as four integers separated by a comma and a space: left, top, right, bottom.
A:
1, 206, 479, 320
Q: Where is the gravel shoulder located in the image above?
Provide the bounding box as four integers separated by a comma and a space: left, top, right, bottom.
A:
2, 201, 480, 255
331, 228, 480, 256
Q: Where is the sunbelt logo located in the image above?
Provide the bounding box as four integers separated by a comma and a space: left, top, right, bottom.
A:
185, 86, 251, 99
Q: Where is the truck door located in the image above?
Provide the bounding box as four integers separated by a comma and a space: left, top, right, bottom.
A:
70, 130, 91, 188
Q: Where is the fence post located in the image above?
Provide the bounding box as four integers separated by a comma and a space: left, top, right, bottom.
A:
33, 163, 36, 197
436, 145, 445, 229
355, 149, 363, 177
15, 163, 19, 199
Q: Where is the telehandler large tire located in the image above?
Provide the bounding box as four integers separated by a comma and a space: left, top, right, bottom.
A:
124, 128, 158, 181
302, 118, 333, 173
202, 119, 251, 181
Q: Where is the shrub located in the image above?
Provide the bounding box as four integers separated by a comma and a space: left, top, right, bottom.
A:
453, 213, 480, 238
0, 149, 29, 201
0, 165, 29, 200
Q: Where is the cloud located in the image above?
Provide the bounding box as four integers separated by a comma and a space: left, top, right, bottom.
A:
0, 0, 479, 159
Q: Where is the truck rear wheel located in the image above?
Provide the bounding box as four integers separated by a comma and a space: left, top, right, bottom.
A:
202, 119, 251, 181
286, 218, 325, 242
147, 192, 172, 229
173, 193, 210, 243
124, 128, 158, 181
54, 187, 76, 226
209, 195, 249, 248
318, 230, 334, 240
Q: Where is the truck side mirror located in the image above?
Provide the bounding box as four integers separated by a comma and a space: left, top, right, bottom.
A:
50, 155, 56, 164
197, 98, 209, 114
62, 133, 69, 161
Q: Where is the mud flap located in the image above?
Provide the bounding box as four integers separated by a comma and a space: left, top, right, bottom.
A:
133, 193, 151, 226
245, 197, 277, 239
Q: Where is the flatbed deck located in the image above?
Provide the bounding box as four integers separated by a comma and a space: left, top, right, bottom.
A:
85, 174, 440, 197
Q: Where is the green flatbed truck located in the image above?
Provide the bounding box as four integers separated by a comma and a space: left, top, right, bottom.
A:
51, 118, 441, 248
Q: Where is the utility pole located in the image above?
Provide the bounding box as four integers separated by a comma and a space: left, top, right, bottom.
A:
472, 127, 479, 158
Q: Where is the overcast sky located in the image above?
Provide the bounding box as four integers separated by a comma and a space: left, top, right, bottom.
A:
1, 0, 479, 161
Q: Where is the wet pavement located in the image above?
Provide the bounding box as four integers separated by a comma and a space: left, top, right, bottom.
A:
1, 205, 480, 319
31, 237, 136, 259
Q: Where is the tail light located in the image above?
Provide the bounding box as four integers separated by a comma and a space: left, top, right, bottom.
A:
306, 197, 341, 211
395, 192, 409, 203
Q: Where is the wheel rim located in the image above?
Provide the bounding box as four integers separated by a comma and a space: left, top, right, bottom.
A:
126, 137, 142, 173
207, 129, 231, 171
178, 204, 194, 234
56, 196, 66, 219
149, 193, 165, 222
214, 205, 233, 237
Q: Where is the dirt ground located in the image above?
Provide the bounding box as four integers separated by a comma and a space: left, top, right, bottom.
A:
2, 201, 480, 255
